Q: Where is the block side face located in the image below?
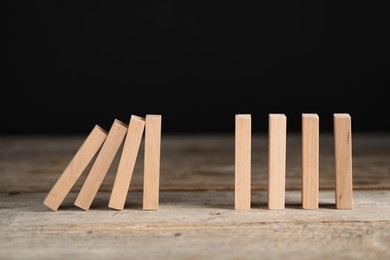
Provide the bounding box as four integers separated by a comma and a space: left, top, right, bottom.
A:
109, 117, 145, 210
334, 115, 353, 209
268, 115, 287, 209
302, 116, 319, 209
235, 116, 251, 210
143, 115, 162, 210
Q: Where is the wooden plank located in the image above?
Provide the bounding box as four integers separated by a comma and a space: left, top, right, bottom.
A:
109, 115, 145, 210
1, 190, 390, 259
143, 115, 162, 210
74, 119, 128, 210
302, 114, 319, 209
268, 114, 287, 209
235, 114, 251, 210
43, 125, 107, 211
334, 113, 353, 209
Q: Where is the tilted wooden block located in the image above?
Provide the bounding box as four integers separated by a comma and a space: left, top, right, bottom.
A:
74, 119, 128, 210
109, 115, 145, 210
43, 125, 107, 211
268, 114, 287, 209
143, 115, 162, 210
302, 114, 319, 209
235, 114, 251, 210
334, 114, 353, 209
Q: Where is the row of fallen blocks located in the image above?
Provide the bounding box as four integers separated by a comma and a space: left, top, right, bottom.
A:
43, 113, 352, 211
235, 113, 352, 210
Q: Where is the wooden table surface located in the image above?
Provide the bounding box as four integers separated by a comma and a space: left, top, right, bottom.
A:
0, 134, 389, 259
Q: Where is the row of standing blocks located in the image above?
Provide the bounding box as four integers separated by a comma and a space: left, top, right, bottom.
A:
43, 113, 352, 212
235, 113, 352, 210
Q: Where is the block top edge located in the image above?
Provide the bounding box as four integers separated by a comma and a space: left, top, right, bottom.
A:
334, 113, 351, 118
131, 115, 145, 121
269, 114, 286, 118
302, 113, 319, 118
236, 114, 251, 118
114, 119, 129, 128
146, 114, 162, 119
94, 125, 108, 135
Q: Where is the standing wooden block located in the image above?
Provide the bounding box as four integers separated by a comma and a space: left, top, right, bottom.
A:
143, 115, 162, 210
235, 114, 251, 210
43, 125, 107, 211
268, 114, 287, 209
302, 114, 319, 209
334, 114, 353, 209
74, 119, 128, 210
109, 115, 145, 210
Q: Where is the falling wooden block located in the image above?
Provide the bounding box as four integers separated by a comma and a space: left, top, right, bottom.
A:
143, 115, 162, 211
74, 119, 128, 210
235, 114, 251, 210
268, 114, 287, 209
109, 115, 145, 210
302, 114, 319, 209
334, 113, 353, 209
43, 125, 107, 211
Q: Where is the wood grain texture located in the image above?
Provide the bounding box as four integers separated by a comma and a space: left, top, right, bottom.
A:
109, 116, 145, 210
43, 126, 107, 211
268, 114, 287, 209
74, 120, 127, 210
1, 190, 390, 260
235, 114, 251, 210
143, 115, 162, 210
302, 114, 319, 209
334, 114, 353, 209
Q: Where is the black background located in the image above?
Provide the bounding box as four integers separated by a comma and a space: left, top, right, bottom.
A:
4, 1, 389, 134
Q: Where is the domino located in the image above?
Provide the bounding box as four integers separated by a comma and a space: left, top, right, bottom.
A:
109, 115, 145, 210
43, 125, 107, 211
334, 114, 353, 209
235, 114, 251, 210
143, 115, 162, 210
302, 114, 319, 209
74, 119, 128, 210
268, 114, 287, 209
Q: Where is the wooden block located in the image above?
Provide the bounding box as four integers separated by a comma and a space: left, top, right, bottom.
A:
334, 113, 353, 209
109, 115, 145, 210
43, 125, 107, 211
143, 115, 162, 210
302, 114, 319, 209
74, 119, 128, 210
235, 114, 251, 210
268, 114, 287, 209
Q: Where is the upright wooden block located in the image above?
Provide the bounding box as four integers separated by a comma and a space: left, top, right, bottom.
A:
268, 114, 287, 209
143, 115, 162, 210
302, 114, 319, 209
43, 125, 107, 211
334, 114, 353, 209
235, 114, 251, 210
109, 115, 145, 210
74, 119, 128, 210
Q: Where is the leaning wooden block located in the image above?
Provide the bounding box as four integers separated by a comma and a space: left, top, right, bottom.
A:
334, 113, 353, 209
302, 114, 319, 209
109, 115, 145, 210
43, 125, 107, 211
235, 114, 251, 210
143, 115, 162, 211
74, 119, 128, 210
268, 114, 287, 210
